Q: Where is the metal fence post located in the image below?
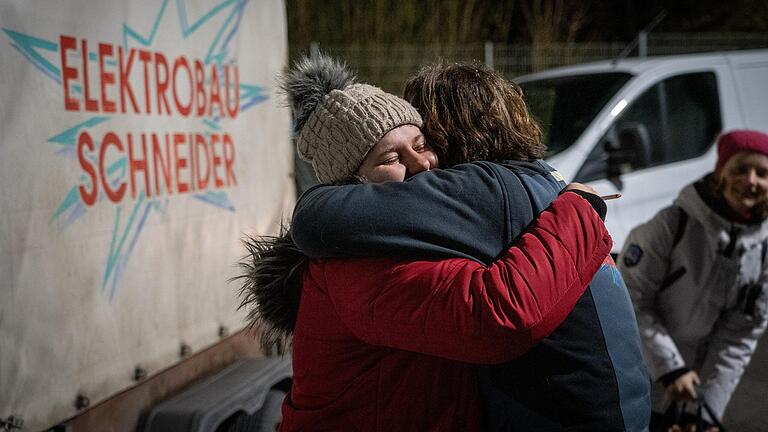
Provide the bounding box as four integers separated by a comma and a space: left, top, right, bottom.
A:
484, 40, 494, 70
638, 31, 648, 58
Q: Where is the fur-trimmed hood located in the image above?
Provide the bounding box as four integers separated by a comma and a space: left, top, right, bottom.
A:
234, 231, 307, 351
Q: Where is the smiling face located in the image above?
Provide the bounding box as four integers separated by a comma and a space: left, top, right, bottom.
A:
716, 151, 768, 220
356, 125, 438, 183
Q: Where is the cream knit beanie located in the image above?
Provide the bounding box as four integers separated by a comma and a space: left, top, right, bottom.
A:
281, 55, 422, 184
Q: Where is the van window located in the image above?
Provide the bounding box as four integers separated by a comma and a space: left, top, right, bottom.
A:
521, 73, 632, 157
576, 72, 721, 182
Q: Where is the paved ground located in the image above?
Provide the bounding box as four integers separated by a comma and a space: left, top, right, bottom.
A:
723, 333, 768, 431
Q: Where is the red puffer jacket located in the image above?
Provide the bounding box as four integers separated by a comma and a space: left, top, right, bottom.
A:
279, 192, 612, 431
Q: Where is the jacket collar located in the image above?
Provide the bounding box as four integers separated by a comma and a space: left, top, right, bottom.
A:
676, 174, 768, 246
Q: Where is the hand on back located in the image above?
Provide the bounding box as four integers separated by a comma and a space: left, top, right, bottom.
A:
563, 182, 599, 196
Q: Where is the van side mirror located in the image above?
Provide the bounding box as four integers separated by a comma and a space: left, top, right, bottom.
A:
606, 123, 651, 177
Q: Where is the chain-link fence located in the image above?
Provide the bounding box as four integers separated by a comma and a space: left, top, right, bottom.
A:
647, 32, 768, 55
289, 32, 768, 93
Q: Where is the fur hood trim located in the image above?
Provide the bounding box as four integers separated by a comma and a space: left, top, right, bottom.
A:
234, 231, 307, 352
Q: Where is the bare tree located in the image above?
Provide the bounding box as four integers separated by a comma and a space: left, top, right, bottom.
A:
519, 0, 590, 70
286, 0, 516, 45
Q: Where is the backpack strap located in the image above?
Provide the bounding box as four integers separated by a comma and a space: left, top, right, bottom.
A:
671, 206, 689, 250
761, 237, 768, 267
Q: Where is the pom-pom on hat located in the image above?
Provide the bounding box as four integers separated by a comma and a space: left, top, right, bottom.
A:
716, 129, 768, 171
279, 54, 422, 184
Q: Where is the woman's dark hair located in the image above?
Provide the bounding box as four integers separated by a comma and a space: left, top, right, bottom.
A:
403, 62, 545, 167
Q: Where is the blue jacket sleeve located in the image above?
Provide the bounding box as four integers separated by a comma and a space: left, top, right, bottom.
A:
291, 161, 532, 264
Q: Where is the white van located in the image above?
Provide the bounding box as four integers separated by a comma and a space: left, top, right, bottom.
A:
518, 49, 768, 251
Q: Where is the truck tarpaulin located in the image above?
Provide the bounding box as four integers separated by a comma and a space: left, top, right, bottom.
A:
0, 1, 292, 429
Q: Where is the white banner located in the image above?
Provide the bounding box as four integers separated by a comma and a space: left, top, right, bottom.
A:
0, 1, 292, 429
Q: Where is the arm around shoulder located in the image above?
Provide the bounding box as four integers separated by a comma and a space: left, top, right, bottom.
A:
290, 163, 510, 261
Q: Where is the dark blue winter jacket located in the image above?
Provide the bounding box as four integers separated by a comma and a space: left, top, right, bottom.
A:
291, 160, 651, 431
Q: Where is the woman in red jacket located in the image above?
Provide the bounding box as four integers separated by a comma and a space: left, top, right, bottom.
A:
238, 55, 611, 431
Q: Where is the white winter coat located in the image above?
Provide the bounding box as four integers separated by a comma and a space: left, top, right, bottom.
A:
619, 177, 768, 420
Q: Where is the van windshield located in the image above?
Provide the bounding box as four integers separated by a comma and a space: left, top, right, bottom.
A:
520, 72, 632, 156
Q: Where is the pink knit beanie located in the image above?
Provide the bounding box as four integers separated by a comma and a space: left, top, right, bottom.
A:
716, 129, 768, 171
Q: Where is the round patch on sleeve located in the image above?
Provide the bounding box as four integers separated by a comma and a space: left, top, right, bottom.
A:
623, 244, 643, 267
